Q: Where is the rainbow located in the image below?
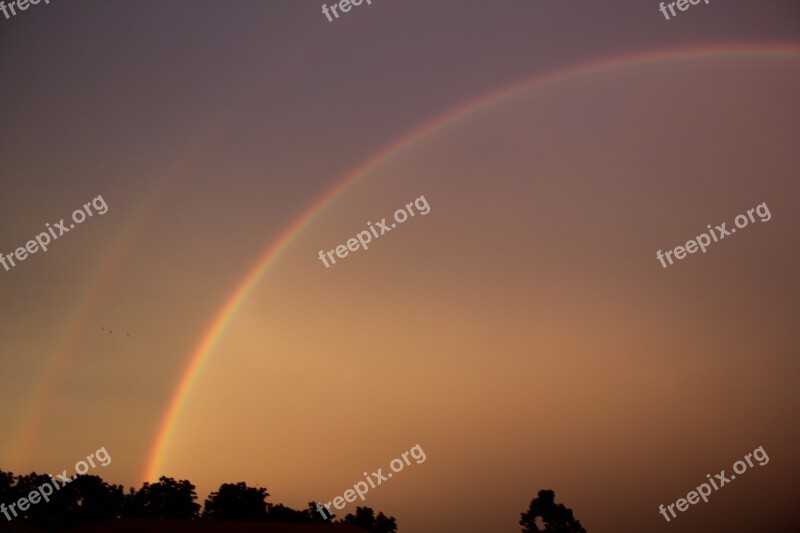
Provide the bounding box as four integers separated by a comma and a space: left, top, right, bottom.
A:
7, 130, 229, 470
8, 35, 331, 471
140, 42, 800, 482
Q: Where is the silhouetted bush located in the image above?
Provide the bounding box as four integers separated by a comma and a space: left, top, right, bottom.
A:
520, 489, 586, 533
339, 506, 397, 533
126, 476, 200, 520
202, 482, 268, 521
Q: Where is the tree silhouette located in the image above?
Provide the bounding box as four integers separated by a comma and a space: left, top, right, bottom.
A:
520, 489, 586, 533
127, 476, 200, 519
0, 472, 125, 530
340, 506, 398, 533
307, 501, 335, 521
4, 472, 57, 528
202, 482, 268, 521
373, 511, 398, 533
62, 475, 125, 527
266, 502, 313, 522
40, 475, 124, 530
0, 469, 14, 502
0, 469, 398, 531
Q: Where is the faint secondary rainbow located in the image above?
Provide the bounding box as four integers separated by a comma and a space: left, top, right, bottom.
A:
7, 33, 329, 470
7, 127, 232, 470
143, 42, 800, 481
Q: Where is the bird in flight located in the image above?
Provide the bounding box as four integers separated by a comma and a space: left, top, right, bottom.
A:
101, 326, 130, 336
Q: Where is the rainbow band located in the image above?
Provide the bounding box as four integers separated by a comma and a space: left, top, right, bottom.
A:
6, 40, 322, 469
6, 113, 249, 471
143, 43, 800, 482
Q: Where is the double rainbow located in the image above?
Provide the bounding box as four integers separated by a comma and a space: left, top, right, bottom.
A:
10, 43, 797, 481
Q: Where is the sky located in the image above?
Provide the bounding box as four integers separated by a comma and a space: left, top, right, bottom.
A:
1, 1, 799, 532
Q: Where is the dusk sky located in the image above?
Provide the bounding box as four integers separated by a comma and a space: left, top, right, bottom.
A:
1, 1, 799, 532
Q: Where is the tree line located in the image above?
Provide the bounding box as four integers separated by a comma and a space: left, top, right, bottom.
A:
0, 470, 586, 532
0, 471, 396, 532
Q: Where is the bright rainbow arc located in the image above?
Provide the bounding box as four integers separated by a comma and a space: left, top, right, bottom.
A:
143, 43, 800, 482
